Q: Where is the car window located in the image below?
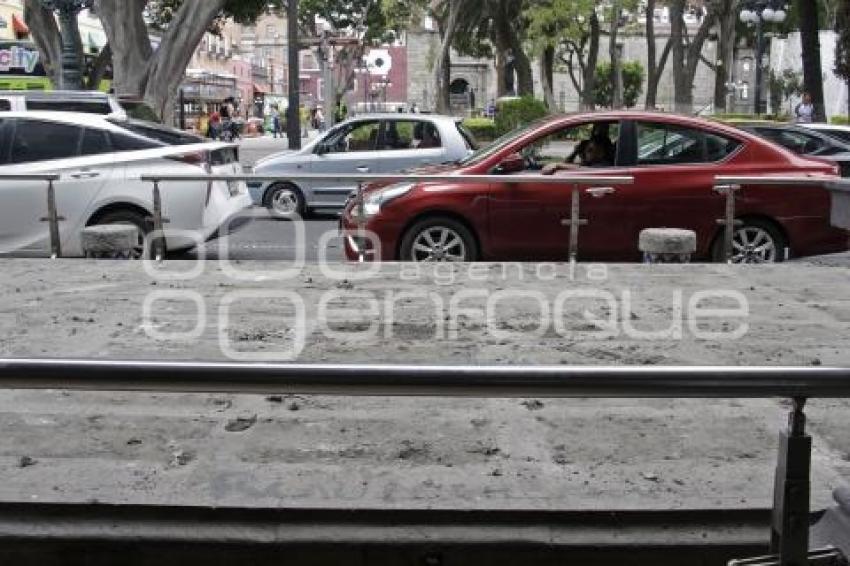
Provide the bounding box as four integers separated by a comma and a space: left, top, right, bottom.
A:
820, 129, 850, 145
108, 132, 159, 152
81, 128, 112, 156
637, 123, 739, 165
0, 99, 10, 111
26, 100, 112, 115
512, 121, 620, 172
755, 128, 825, 155
323, 121, 380, 153
380, 120, 442, 151
10, 119, 83, 163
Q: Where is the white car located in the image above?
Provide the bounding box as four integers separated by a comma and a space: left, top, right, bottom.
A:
0, 111, 251, 257
801, 122, 850, 146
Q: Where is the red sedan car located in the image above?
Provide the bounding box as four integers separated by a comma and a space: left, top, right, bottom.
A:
341, 111, 848, 263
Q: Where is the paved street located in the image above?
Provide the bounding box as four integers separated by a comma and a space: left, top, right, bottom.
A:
176, 134, 343, 262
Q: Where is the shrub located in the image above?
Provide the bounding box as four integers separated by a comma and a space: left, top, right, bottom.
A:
463, 117, 497, 142
494, 96, 549, 136
592, 61, 645, 109
831, 115, 850, 125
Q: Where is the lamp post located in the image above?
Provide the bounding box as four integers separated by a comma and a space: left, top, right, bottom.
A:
739, 0, 787, 116
40, 0, 93, 90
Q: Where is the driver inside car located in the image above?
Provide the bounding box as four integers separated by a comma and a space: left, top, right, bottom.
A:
542, 123, 616, 175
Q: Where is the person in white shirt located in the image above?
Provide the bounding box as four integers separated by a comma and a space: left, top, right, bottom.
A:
795, 92, 815, 123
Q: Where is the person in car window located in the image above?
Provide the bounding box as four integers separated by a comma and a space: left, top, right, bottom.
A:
542, 139, 613, 175
418, 124, 441, 149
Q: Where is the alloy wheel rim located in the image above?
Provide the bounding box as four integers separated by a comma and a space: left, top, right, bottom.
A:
731, 226, 777, 264
271, 188, 299, 215
411, 227, 467, 262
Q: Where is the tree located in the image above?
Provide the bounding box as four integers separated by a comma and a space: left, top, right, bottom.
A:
798, 0, 827, 121
644, 0, 673, 109
834, 0, 850, 117
593, 60, 644, 108
525, 0, 595, 110
609, 0, 623, 108
669, 0, 717, 114
768, 68, 803, 116
712, 0, 739, 113
24, 0, 111, 90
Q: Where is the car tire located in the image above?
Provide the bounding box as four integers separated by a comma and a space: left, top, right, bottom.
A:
712, 218, 787, 264
400, 217, 478, 262
264, 183, 306, 218
92, 209, 151, 259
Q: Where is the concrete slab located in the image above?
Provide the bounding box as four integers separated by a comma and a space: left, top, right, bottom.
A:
0, 259, 848, 514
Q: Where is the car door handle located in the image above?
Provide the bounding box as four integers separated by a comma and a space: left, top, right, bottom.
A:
356, 166, 370, 174
70, 171, 101, 180
586, 186, 616, 198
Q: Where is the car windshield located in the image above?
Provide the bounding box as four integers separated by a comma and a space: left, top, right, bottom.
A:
458, 117, 552, 166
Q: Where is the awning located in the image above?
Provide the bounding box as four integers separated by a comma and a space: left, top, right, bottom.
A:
253, 83, 268, 94
12, 14, 29, 37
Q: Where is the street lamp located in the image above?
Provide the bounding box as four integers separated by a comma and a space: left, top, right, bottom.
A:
40, 0, 93, 90
739, 0, 787, 116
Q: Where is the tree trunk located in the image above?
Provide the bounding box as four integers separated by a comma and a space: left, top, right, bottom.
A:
495, 50, 507, 98
609, 0, 623, 109
645, 0, 658, 109
433, 0, 461, 114
684, 10, 717, 113
493, 0, 533, 97
541, 45, 556, 110
96, 0, 226, 123
670, 0, 690, 113
713, 0, 738, 113
94, 0, 153, 97
582, 12, 601, 109
24, 0, 63, 88
798, 0, 827, 121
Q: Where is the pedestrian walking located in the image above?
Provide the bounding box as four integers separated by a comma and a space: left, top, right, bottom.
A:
208, 108, 221, 140
795, 92, 815, 124
271, 105, 282, 138
315, 107, 326, 131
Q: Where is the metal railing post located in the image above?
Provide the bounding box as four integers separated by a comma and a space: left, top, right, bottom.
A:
770, 397, 812, 566
151, 181, 165, 263
39, 178, 64, 259
714, 183, 741, 263
356, 180, 366, 263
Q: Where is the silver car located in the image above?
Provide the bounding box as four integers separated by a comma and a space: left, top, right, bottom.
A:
248, 114, 476, 215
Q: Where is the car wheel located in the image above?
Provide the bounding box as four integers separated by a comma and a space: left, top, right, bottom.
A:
264, 183, 306, 218
92, 209, 151, 259
714, 218, 786, 264
400, 217, 478, 262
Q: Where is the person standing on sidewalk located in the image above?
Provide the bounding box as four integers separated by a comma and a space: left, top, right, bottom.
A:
795, 92, 815, 124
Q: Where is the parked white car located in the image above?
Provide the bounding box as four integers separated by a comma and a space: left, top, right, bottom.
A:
801, 123, 850, 146
249, 114, 476, 216
0, 111, 251, 257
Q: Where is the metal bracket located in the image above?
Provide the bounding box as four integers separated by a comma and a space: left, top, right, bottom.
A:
562, 187, 588, 262
771, 397, 813, 566
713, 184, 742, 263
39, 180, 65, 259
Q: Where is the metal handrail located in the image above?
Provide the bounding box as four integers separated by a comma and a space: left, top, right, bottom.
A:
139, 173, 635, 185
0, 358, 845, 564
0, 359, 849, 398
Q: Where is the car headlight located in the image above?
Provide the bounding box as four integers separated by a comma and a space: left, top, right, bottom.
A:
354, 183, 415, 217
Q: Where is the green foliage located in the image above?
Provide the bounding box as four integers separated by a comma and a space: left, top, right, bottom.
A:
831, 115, 850, 125
463, 117, 497, 141
494, 96, 549, 136
592, 61, 644, 108
768, 69, 803, 114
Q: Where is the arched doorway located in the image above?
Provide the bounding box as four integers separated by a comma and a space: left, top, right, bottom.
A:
449, 78, 473, 115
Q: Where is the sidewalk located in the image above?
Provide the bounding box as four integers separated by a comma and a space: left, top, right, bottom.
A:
0, 260, 848, 513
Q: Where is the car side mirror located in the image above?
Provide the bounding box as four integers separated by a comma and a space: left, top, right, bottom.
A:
496, 153, 524, 174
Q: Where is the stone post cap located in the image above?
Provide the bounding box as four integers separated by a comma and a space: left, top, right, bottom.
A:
639, 228, 697, 255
